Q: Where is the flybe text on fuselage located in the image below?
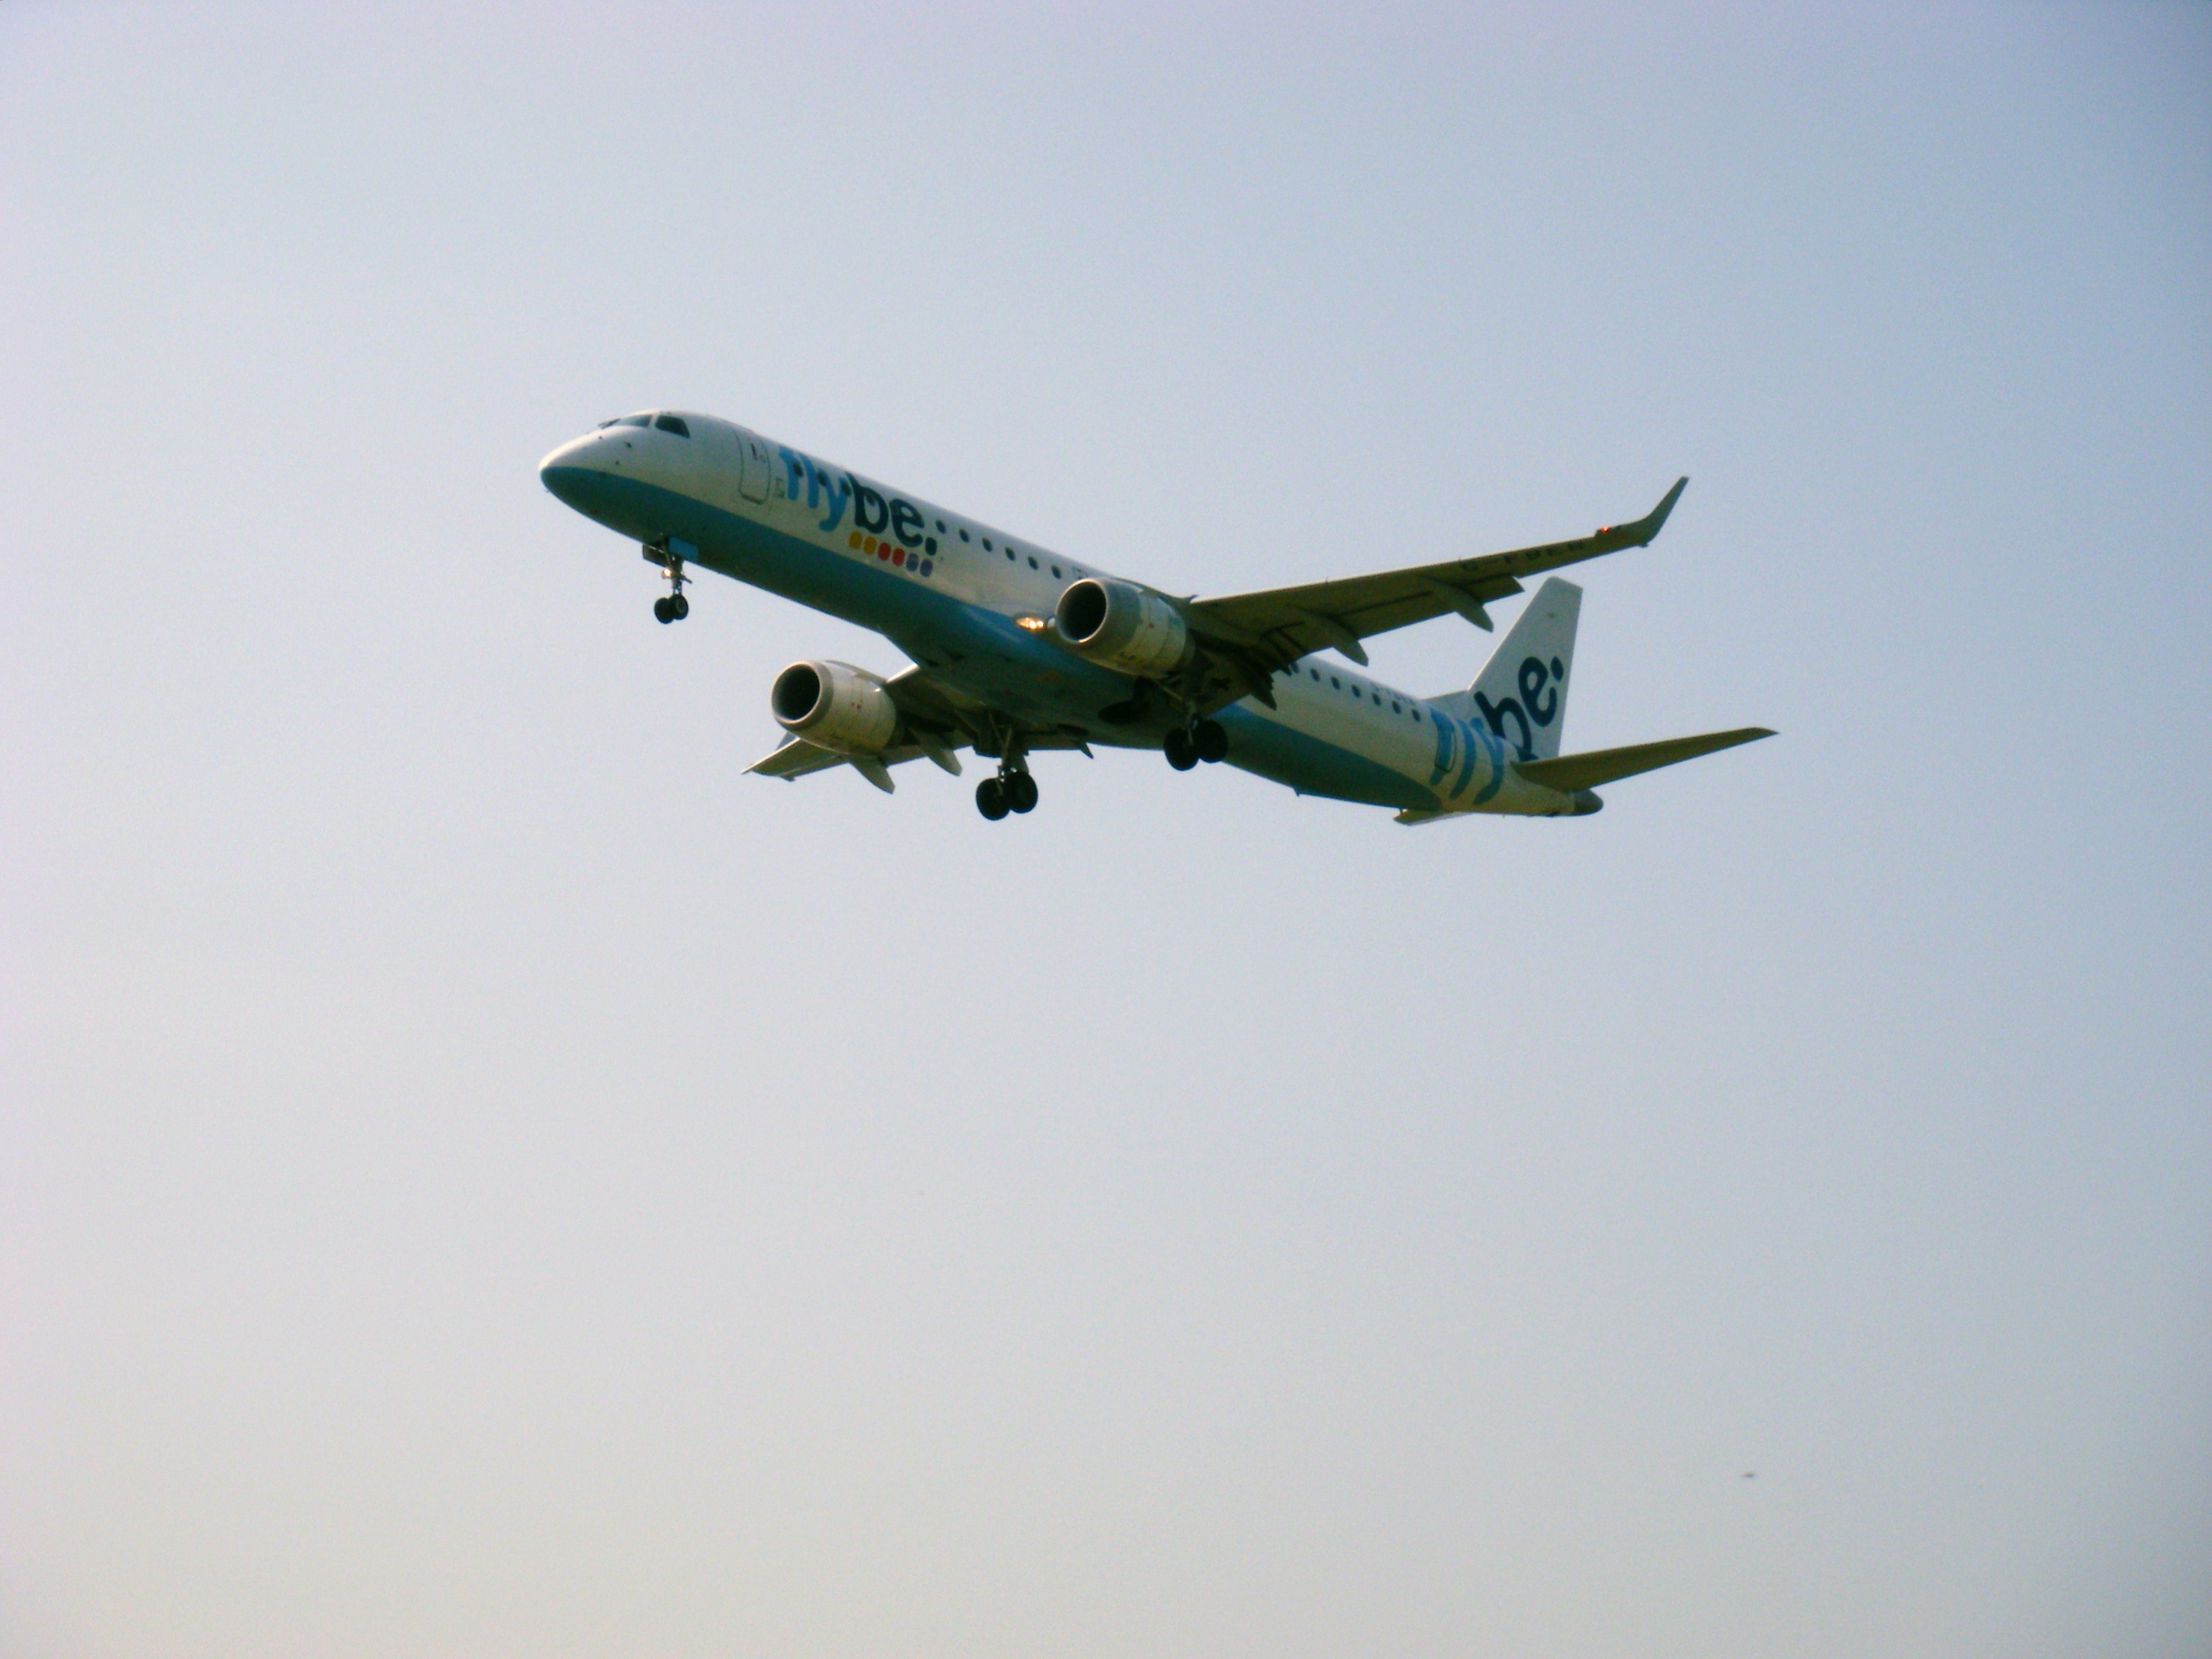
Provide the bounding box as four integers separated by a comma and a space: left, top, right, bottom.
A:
781, 447, 942, 569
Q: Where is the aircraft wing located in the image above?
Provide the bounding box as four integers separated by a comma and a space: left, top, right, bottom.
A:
1183, 478, 1687, 691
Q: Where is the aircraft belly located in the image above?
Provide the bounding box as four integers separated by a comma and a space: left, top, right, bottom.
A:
1221, 706, 1435, 810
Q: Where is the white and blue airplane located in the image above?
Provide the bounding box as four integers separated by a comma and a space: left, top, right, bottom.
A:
539, 411, 1771, 822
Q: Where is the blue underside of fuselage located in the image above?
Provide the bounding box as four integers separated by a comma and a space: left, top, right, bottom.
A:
542, 465, 1437, 811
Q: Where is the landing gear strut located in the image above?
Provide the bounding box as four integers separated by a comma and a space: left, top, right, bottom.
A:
1164, 718, 1227, 770
647, 539, 691, 623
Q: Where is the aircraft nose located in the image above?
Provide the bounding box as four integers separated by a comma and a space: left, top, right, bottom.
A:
539, 432, 599, 508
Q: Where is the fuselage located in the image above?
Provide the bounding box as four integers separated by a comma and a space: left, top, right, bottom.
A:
539, 411, 1587, 816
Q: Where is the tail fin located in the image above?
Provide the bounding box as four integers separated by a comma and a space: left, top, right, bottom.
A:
1433, 577, 1581, 761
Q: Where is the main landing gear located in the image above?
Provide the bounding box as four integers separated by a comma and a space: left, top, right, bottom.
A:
975, 766, 1038, 821
975, 722, 1039, 821
647, 539, 691, 623
1164, 718, 1229, 771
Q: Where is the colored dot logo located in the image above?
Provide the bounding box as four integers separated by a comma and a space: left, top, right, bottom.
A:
848, 529, 934, 579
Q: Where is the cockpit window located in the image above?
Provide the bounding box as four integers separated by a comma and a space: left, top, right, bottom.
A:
612, 414, 652, 428
654, 414, 691, 437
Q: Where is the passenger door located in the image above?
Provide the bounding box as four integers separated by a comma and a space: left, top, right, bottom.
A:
737, 430, 772, 504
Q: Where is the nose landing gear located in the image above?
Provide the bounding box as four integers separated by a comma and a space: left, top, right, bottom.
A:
645, 539, 691, 623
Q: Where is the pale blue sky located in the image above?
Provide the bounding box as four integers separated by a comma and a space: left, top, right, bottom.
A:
3, 5, 2208, 1656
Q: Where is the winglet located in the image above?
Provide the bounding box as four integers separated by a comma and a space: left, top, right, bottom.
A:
1596, 476, 1688, 548
1624, 476, 1688, 546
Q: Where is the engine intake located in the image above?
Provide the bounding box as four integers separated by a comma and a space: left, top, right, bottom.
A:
1054, 579, 1194, 678
771, 659, 899, 755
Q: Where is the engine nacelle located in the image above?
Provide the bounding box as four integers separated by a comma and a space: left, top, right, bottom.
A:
771, 659, 899, 755
1054, 579, 1194, 678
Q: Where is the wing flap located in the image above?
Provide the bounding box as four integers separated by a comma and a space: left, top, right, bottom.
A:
1512, 726, 1774, 793
743, 737, 920, 781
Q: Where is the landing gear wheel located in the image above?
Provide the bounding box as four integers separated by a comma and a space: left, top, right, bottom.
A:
1004, 771, 1038, 814
1192, 718, 1229, 763
647, 539, 691, 623
976, 778, 1010, 820
1164, 728, 1199, 771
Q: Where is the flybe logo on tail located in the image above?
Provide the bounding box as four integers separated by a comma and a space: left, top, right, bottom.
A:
1427, 708, 1509, 806
1473, 655, 1564, 762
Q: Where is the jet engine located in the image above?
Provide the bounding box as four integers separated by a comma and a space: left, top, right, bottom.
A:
1054, 579, 1195, 678
771, 659, 899, 754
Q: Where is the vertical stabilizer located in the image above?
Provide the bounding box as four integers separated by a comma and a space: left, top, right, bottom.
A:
1457, 577, 1581, 761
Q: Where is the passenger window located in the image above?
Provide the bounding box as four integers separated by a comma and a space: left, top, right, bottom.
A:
1391, 703, 1401, 714
1028, 556, 1038, 569
959, 528, 970, 541
935, 518, 947, 533
1330, 677, 1340, 689
1051, 565, 1061, 578
654, 414, 690, 436
983, 539, 994, 550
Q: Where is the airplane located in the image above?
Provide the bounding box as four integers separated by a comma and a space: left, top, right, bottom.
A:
538, 411, 1771, 823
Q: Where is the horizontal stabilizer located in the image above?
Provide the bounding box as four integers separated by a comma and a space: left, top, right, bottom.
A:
1513, 726, 1774, 792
